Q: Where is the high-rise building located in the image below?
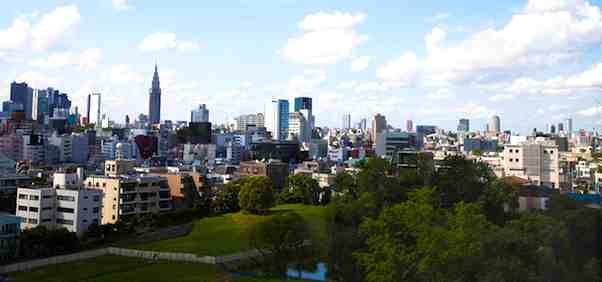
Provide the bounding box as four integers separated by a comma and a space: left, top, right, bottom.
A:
148, 64, 162, 124
457, 118, 470, 132
342, 114, 351, 130
294, 97, 314, 129
565, 118, 573, 137
288, 112, 309, 143
557, 122, 564, 133
191, 104, 209, 123
489, 115, 501, 134
10, 82, 33, 119
372, 114, 387, 154
264, 99, 289, 141
406, 120, 413, 132
358, 118, 367, 131
416, 125, 436, 149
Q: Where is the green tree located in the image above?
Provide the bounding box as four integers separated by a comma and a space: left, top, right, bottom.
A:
433, 155, 493, 207
239, 176, 275, 214
279, 174, 321, 205
248, 212, 311, 276
214, 178, 246, 213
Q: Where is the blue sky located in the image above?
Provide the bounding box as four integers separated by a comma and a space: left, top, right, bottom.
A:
1, 0, 602, 134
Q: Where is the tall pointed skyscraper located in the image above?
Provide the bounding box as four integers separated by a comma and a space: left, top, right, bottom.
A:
149, 63, 162, 124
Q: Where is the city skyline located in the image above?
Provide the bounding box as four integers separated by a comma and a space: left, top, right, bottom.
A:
1, 0, 602, 134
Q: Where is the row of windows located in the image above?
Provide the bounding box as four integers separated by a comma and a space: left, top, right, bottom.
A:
20, 206, 79, 214
508, 149, 520, 153
57, 195, 75, 202
508, 158, 520, 162
18, 194, 39, 200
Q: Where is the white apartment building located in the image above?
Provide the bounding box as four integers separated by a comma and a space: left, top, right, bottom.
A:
16, 186, 102, 235
502, 141, 560, 188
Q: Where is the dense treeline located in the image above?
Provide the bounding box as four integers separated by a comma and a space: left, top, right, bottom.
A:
326, 156, 601, 282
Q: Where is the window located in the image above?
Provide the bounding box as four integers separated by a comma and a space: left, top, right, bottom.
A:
18, 205, 27, 211
18, 194, 28, 200
57, 195, 75, 201
93, 195, 100, 202
93, 207, 100, 214
41, 218, 51, 223
84, 196, 88, 199
57, 207, 75, 213
82, 219, 87, 223
29, 207, 38, 212
56, 218, 74, 225
42, 206, 52, 211
29, 195, 39, 200
28, 218, 38, 224
42, 195, 52, 199
83, 208, 88, 211
93, 219, 99, 225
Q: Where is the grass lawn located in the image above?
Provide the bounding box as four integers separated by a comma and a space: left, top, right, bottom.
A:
133, 204, 328, 256
8, 255, 310, 282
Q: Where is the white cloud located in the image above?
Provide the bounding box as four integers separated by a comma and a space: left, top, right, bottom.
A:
578, 106, 602, 117
426, 12, 450, 23
420, 0, 602, 84
14, 71, 58, 89
288, 69, 327, 95
0, 19, 30, 50
0, 5, 80, 52
497, 62, 602, 96
456, 102, 494, 119
376, 51, 419, 86
282, 11, 367, 65
29, 48, 102, 71
299, 11, 366, 30
31, 5, 80, 51
488, 93, 514, 102
350, 56, 371, 72
100, 65, 144, 84
426, 88, 455, 100
138, 32, 200, 52
112, 0, 133, 11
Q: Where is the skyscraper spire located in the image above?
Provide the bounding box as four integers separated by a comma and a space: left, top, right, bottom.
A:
149, 62, 162, 124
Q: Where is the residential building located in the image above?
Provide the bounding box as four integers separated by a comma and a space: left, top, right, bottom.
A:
502, 141, 560, 188
191, 104, 209, 123
383, 132, 417, 161
264, 99, 289, 141
84, 160, 171, 224
16, 184, 102, 235
0, 214, 20, 261
239, 160, 289, 189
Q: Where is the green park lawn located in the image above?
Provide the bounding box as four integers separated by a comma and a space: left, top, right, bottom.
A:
134, 204, 328, 256
8, 255, 307, 282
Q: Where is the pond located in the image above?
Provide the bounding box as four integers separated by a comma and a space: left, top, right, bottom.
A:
230, 262, 327, 281
286, 262, 327, 281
